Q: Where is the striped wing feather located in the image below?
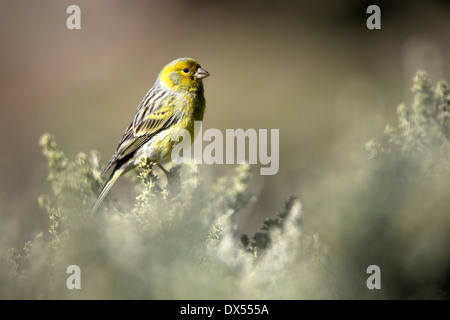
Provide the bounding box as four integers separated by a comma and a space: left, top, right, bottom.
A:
101, 89, 176, 174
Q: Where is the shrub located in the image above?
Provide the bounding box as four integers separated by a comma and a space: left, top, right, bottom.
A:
1, 70, 449, 299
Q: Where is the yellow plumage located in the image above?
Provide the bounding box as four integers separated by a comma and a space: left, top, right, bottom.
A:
91, 58, 210, 214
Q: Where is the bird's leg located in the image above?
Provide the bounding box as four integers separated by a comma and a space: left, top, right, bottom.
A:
157, 164, 171, 185
157, 164, 180, 187
158, 164, 170, 177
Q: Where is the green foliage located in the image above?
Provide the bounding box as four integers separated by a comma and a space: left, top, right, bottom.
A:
241, 196, 300, 255
1, 70, 449, 299
1, 134, 328, 299
350, 70, 450, 299
367, 70, 450, 157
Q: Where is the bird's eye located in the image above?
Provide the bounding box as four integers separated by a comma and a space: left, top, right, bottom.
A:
183, 68, 189, 73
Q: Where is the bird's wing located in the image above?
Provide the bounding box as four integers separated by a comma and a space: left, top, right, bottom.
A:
102, 90, 177, 174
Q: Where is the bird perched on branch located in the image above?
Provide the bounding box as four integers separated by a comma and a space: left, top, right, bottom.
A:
91, 57, 210, 214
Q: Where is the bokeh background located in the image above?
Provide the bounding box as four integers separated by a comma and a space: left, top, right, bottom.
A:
1, 0, 450, 296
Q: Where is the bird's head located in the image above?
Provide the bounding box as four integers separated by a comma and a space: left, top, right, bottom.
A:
158, 57, 210, 94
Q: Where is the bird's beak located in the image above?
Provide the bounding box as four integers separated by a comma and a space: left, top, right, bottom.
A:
195, 68, 210, 80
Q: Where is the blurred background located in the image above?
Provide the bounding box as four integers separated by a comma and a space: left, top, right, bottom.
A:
1, 0, 449, 273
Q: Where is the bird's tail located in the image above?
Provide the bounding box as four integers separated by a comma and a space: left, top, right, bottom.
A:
90, 166, 126, 215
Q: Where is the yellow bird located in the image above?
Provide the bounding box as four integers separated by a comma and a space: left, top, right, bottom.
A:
91, 57, 210, 214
